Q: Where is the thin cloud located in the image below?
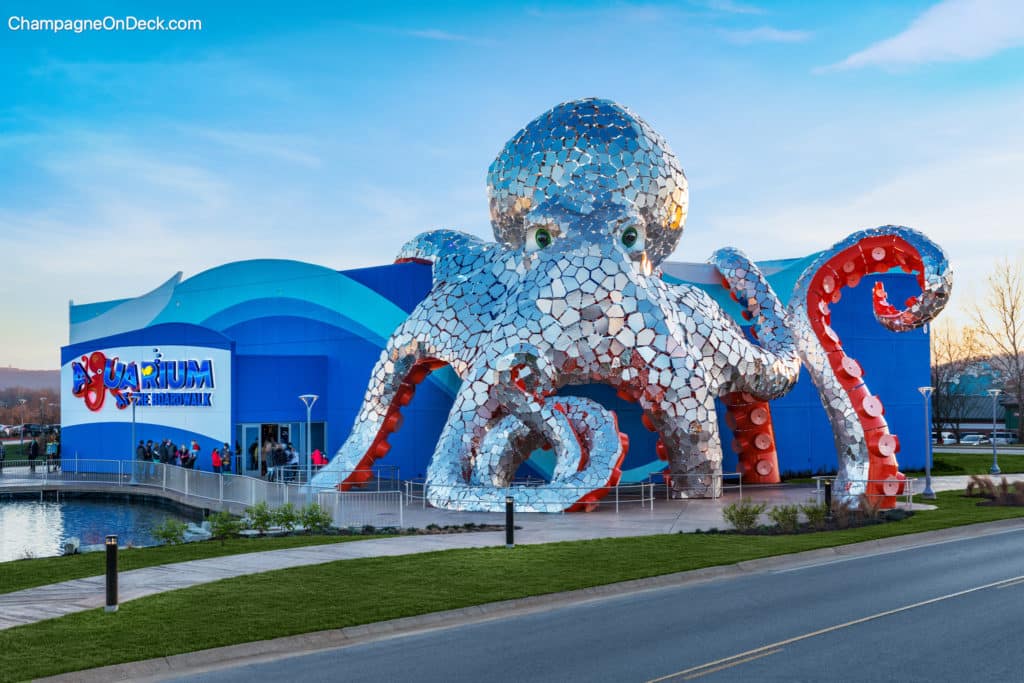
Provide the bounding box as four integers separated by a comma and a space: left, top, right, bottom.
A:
698, 0, 766, 15
186, 127, 323, 168
722, 26, 812, 44
404, 28, 472, 42
350, 22, 494, 46
822, 0, 1024, 71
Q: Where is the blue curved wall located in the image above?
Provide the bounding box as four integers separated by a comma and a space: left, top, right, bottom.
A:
64, 258, 929, 479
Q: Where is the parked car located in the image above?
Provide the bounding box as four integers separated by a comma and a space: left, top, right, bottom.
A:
19, 423, 47, 437
932, 431, 956, 445
959, 434, 986, 446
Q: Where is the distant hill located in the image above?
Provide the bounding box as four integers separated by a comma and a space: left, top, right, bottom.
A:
0, 368, 60, 391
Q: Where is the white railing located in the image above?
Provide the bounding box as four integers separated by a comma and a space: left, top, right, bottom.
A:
652, 472, 743, 501
812, 476, 918, 509
402, 480, 657, 512
316, 490, 405, 528
0, 459, 405, 528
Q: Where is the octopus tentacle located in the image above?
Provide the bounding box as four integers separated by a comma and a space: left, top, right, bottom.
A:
708, 247, 801, 400
423, 346, 627, 512
787, 225, 953, 506
707, 247, 799, 485
395, 229, 496, 285
443, 396, 627, 513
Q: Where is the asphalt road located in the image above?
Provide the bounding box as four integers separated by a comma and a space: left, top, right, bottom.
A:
177, 528, 1024, 683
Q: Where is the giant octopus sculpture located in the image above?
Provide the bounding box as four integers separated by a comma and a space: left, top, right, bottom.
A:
312, 98, 952, 512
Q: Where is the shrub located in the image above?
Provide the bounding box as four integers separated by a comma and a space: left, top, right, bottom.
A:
831, 499, 857, 529
722, 499, 767, 532
300, 503, 333, 534
965, 475, 1024, 505
767, 504, 800, 533
247, 501, 273, 536
152, 519, 188, 545
208, 511, 243, 541
361, 524, 377, 535
800, 500, 828, 530
273, 503, 299, 532
859, 493, 883, 520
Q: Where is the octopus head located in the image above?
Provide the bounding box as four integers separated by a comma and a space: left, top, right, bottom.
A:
487, 98, 689, 270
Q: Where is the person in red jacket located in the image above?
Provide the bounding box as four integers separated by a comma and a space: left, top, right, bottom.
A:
211, 447, 222, 474
311, 448, 328, 470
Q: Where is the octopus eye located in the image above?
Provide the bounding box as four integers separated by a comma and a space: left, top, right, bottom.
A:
527, 226, 554, 252
621, 226, 642, 250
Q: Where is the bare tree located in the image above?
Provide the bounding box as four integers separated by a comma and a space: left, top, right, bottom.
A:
971, 258, 1024, 441
930, 320, 984, 441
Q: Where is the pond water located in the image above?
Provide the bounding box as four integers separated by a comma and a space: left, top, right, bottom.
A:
0, 497, 202, 562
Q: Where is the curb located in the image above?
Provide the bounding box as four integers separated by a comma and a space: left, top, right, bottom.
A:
39, 516, 1024, 683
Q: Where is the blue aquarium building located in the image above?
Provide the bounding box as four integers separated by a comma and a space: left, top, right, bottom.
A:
61, 255, 930, 481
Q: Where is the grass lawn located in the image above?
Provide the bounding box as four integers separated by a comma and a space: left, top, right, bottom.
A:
2, 489, 1024, 682
784, 453, 1024, 483
0, 534, 381, 596
922, 453, 1024, 476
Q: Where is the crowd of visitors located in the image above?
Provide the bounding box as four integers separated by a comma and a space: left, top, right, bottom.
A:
133, 438, 243, 474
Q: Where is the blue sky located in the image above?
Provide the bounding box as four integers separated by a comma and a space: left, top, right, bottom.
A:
2, 0, 1023, 368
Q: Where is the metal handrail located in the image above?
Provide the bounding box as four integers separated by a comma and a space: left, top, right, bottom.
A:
401, 479, 657, 512
651, 471, 742, 501
811, 475, 918, 509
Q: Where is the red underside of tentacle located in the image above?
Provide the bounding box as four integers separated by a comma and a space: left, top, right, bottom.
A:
723, 392, 781, 484
716, 277, 781, 484
337, 358, 447, 491
806, 235, 924, 508
566, 407, 629, 513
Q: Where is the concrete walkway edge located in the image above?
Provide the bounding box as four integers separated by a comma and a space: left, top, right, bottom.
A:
40, 517, 1024, 683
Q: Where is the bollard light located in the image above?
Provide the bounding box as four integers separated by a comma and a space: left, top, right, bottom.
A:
505, 495, 515, 549
824, 480, 833, 521
105, 535, 119, 613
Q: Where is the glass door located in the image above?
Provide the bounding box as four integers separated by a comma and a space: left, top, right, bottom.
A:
236, 424, 262, 477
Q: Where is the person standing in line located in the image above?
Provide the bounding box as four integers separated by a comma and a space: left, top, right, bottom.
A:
286, 443, 299, 482
135, 440, 146, 476
145, 439, 156, 477
221, 442, 232, 475
45, 434, 57, 472
248, 441, 258, 472
211, 445, 222, 474
311, 448, 327, 471
27, 436, 40, 473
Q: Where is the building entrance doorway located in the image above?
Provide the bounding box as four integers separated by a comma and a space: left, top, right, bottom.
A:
236, 422, 327, 479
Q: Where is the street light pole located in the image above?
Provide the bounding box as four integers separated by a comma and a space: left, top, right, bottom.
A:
298, 394, 318, 489
988, 388, 1002, 475
129, 394, 137, 484
918, 386, 936, 499
17, 398, 26, 448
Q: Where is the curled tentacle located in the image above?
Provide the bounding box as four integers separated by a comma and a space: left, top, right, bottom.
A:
708, 246, 801, 400
434, 396, 628, 513
395, 230, 497, 285
788, 225, 953, 506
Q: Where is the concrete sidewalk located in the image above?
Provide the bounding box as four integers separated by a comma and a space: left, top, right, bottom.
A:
2, 474, 1021, 633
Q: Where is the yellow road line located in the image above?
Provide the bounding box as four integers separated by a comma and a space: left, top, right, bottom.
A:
647, 573, 1024, 682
